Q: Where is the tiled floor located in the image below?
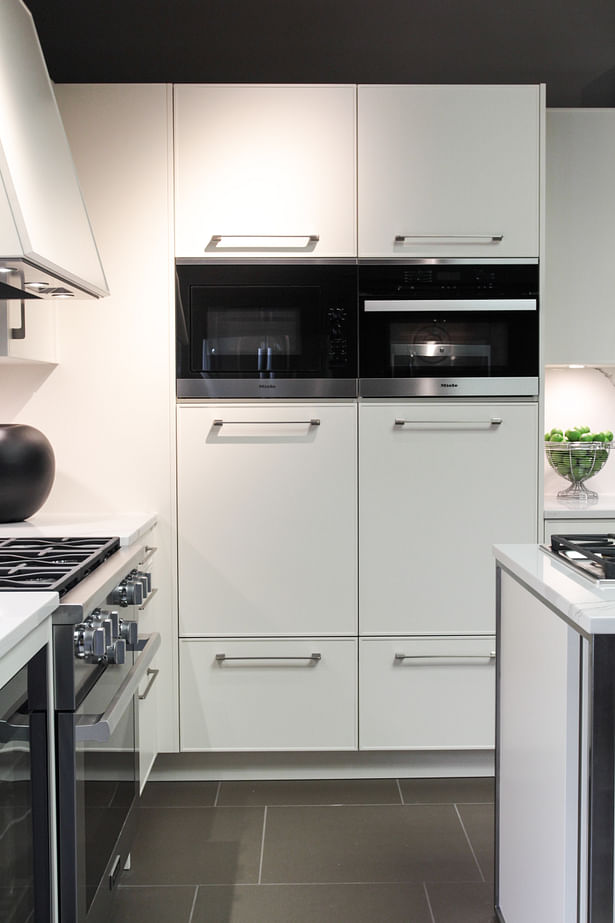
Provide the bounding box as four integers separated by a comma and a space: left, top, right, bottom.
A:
114, 777, 496, 922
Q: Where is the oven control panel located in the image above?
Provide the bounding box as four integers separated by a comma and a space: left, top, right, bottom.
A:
74, 607, 138, 664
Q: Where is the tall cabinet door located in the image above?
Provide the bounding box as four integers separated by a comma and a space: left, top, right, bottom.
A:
357, 85, 541, 258
174, 85, 356, 258
359, 402, 538, 635
177, 403, 357, 636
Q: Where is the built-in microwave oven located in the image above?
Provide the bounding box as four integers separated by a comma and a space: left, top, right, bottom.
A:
176, 260, 358, 398
358, 260, 539, 397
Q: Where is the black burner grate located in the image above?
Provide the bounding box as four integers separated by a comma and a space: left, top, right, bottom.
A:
0, 537, 121, 595
550, 533, 615, 580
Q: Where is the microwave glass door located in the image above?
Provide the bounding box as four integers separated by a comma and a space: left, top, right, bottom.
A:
189, 286, 319, 375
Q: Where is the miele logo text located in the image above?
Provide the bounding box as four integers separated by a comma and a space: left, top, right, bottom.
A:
440, 383, 458, 388
259, 384, 277, 389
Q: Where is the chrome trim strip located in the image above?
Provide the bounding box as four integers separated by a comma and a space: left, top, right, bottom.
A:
177, 378, 358, 399
359, 377, 539, 398
364, 298, 537, 312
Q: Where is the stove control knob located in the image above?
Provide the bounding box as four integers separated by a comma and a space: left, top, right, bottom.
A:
134, 570, 152, 594
119, 618, 138, 646
109, 579, 144, 608
74, 624, 106, 661
106, 638, 126, 665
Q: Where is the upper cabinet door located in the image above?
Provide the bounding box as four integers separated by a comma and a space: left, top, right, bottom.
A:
357, 85, 541, 259
544, 110, 615, 366
174, 85, 356, 258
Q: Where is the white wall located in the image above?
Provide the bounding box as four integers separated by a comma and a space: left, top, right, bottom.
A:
544, 366, 615, 497
0, 84, 178, 750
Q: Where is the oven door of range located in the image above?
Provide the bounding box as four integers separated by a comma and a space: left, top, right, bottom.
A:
56, 632, 160, 923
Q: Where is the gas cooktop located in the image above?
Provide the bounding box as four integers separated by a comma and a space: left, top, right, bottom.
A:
0, 536, 120, 595
542, 533, 615, 584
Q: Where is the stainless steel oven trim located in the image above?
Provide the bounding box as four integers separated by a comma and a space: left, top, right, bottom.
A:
358, 257, 539, 266
359, 377, 539, 398
177, 377, 358, 399
75, 633, 161, 742
364, 298, 537, 312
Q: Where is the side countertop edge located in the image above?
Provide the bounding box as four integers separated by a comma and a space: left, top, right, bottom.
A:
544, 494, 615, 519
0, 512, 157, 546
0, 591, 58, 680
493, 543, 615, 634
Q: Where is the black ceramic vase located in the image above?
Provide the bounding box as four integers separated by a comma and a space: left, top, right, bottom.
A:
0, 424, 55, 522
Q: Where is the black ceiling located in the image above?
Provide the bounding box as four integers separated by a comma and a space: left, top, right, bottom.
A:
23, 0, 615, 107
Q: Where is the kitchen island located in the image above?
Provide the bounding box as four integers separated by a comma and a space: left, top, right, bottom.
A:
494, 542, 615, 923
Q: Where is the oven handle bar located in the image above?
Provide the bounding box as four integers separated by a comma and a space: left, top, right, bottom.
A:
363, 299, 537, 312
75, 632, 161, 742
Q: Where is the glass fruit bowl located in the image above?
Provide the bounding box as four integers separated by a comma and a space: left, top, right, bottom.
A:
545, 440, 612, 500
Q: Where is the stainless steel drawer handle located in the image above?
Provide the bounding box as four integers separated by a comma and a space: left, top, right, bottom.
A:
213, 419, 320, 427
141, 545, 158, 566
138, 667, 160, 701
394, 652, 496, 662
215, 652, 322, 663
208, 234, 319, 251
394, 417, 502, 427
394, 234, 503, 243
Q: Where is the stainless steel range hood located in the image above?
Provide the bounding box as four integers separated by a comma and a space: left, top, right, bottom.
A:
0, 0, 109, 300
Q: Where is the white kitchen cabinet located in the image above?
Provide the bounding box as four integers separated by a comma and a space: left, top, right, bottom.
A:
544, 110, 615, 365
359, 636, 495, 750
177, 402, 357, 636
137, 650, 160, 793
174, 84, 356, 258
0, 299, 56, 363
357, 85, 541, 258
359, 401, 539, 635
497, 568, 581, 923
179, 638, 357, 751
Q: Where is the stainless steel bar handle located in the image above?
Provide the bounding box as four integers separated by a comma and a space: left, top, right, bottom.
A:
75, 632, 161, 742
208, 234, 319, 250
215, 652, 322, 663
213, 418, 320, 427
141, 545, 158, 567
394, 417, 502, 426
138, 667, 160, 701
394, 234, 503, 243
394, 652, 496, 662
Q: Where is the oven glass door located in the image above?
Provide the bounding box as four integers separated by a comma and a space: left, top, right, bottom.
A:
176, 262, 357, 397
358, 263, 539, 397
0, 647, 49, 923
75, 662, 137, 921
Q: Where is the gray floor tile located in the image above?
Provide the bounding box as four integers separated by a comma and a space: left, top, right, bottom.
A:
218, 778, 401, 806
457, 803, 495, 882
261, 804, 482, 884
112, 885, 196, 922
426, 881, 498, 923
399, 777, 495, 804
122, 806, 264, 885
140, 780, 219, 807
192, 882, 433, 923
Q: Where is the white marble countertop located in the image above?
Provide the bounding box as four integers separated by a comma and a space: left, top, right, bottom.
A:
544, 495, 615, 519
0, 512, 157, 546
494, 543, 615, 634
0, 591, 57, 679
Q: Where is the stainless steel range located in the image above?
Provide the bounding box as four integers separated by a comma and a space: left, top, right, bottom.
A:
541, 533, 615, 584
0, 536, 160, 923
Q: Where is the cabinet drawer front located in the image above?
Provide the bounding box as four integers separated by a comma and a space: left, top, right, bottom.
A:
180, 639, 357, 751
359, 637, 495, 750
177, 403, 357, 636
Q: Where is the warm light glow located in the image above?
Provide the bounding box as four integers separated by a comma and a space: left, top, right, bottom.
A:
568, 364, 585, 369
